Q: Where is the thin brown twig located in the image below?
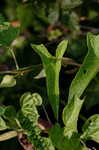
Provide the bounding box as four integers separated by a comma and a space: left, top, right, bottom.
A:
0, 57, 81, 75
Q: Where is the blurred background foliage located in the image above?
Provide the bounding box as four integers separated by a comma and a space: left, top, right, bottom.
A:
0, 0, 99, 149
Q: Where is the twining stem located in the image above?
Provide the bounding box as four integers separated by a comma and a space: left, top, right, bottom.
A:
0, 57, 80, 75
42, 104, 52, 125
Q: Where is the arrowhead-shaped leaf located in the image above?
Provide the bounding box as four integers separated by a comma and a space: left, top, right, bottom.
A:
68, 33, 99, 102
63, 32, 99, 140
32, 40, 68, 119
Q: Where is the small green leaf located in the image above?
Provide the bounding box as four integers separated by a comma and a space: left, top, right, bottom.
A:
1, 106, 20, 130
61, 0, 82, 10
32, 40, 68, 120
17, 4, 34, 30
34, 69, 46, 79
20, 92, 42, 107
0, 75, 16, 88
3, 106, 16, 119
0, 117, 8, 131
81, 114, 99, 143
32, 93, 42, 106
48, 29, 62, 41
20, 92, 32, 107
0, 131, 17, 141
63, 96, 84, 137
20, 92, 42, 123
48, 3, 59, 24
0, 21, 19, 47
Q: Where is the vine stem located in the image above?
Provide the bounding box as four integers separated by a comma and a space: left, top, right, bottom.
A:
9, 47, 19, 70
42, 104, 52, 125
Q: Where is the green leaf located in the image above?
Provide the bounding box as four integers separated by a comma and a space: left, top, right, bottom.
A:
0, 15, 5, 24
0, 21, 19, 47
68, 12, 80, 33
0, 106, 16, 119
0, 75, 16, 88
81, 114, 99, 143
20, 92, 33, 107
18, 110, 55, 150
17, 4, 34, 30
68, 33, 99, 102
42, 138, 55, 150
56, 40, 68, 59
34, 69, 46, 79
48, 3, 59, 24
0, 131, 17, 142
49, 124, 87, 150
61, 0, 82, 10
20, 92, 42, 107
63, 95, 84, 137
3, 106, 16, 119
2, 106, 20, 130
20, 92, 42, 123
0, 106, 5, 116
49, 124, 64, 150
31, 93, 42, 106
48, 29, 62, 41
0, 117, 8, 131
63, 33, 99, 140
32, 40, 68, 120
